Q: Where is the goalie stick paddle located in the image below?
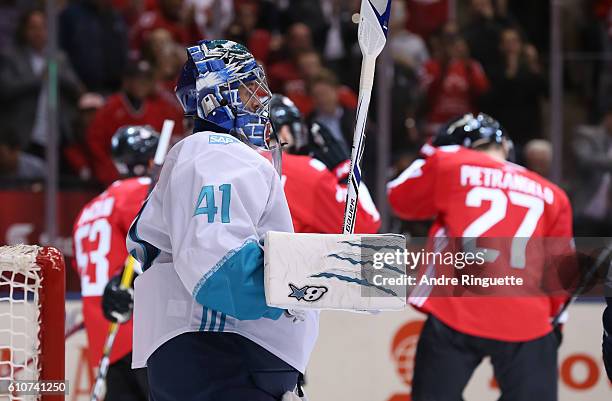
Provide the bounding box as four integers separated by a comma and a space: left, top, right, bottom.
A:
342, 0, 392, 234
90, 119, 174, 401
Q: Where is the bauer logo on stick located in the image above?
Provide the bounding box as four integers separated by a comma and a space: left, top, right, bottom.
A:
288, 284, 328, 302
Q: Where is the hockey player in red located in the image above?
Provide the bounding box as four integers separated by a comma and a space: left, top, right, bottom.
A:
387, 113, 573, 401
73, 126, 159, 401
269, 95, 381, 234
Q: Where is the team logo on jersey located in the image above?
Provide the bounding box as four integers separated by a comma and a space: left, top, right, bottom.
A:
288, 283, 328, 302
209, 134, 238, 145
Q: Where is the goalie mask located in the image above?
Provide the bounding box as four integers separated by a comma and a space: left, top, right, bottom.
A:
175, 40, 275, 151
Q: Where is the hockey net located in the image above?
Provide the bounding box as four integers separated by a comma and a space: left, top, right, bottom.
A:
0, 245, 65, 400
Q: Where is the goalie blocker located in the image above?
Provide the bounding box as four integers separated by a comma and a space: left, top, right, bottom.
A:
264, 232, 407, 311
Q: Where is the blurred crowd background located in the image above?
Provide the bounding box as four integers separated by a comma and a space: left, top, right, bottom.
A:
0, 0, 611, 237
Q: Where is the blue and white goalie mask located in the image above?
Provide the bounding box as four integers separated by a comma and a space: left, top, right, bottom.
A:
175, 40, 275, 151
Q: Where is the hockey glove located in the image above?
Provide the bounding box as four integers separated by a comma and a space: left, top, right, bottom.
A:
102, 273, 134, 324
308, 122, 350, 175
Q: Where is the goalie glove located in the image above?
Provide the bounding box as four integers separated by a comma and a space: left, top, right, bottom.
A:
308, 121, 350, 180
102, 273, 134, 324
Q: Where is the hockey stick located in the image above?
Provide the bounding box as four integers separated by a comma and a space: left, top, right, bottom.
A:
89, 119, 174, 401
342, 0, 392, 234
552, 243, 612, 327
147, 119, 174, 195
89, 257, 136, 401
65, 320, 85, 338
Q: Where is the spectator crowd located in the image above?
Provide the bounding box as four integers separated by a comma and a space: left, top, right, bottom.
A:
0, 0, 611, 234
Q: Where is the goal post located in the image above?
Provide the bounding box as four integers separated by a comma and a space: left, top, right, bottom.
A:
0, 245, 65, 400
37, 247, 66, 390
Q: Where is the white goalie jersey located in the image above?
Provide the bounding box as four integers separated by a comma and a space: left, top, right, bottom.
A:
126, 131, 319, 372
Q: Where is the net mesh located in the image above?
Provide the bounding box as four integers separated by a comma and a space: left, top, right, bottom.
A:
0, 245, 43, 401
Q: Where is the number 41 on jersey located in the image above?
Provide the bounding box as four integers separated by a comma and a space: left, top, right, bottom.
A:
194, 184, 232, 223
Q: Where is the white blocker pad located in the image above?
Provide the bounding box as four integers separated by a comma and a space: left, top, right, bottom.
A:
264, 232, 407, 311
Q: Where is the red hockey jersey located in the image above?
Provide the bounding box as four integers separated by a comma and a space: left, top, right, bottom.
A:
282, 154, 381, 234
387, 146, 573, 341
72, 177, 150, 367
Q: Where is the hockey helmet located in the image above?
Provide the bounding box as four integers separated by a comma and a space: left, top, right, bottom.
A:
111, 125, 159, 177
268, 95, 308, 153
433, 113, 509, 149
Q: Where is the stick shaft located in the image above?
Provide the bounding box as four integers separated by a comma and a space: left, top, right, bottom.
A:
552, 247, 610, 327
90, 257, 136, 401
343, 56, 376, 234
154, 120, 174, 165
147, 119, 175, 195
89, 324, 118, 401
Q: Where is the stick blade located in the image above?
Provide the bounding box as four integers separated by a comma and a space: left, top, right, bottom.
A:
358, 0, 392, 57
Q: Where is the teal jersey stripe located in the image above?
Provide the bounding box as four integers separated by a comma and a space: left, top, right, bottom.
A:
209, 310, 218, 331
218, 313, 226, 332
199, 307, 208, 331
199, 307, 226, 332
